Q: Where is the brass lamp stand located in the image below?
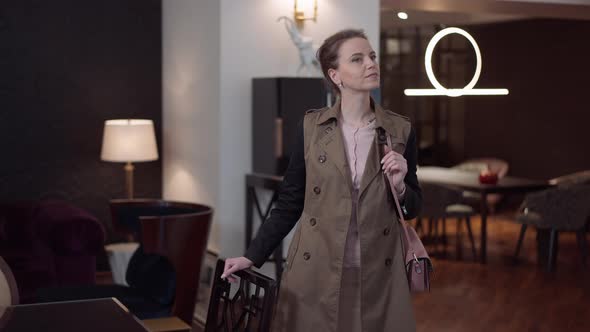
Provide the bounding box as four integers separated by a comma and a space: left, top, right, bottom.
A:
124, 162, 135, 199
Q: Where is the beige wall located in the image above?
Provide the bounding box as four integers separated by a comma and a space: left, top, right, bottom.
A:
163, 0, 380, 262
162, 0, 221, 251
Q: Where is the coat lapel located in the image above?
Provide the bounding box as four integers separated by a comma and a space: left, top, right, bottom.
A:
314, 98, 410, 197
358, 99, 409, 199
315, 101, 353, 191
358, 136, 380, 198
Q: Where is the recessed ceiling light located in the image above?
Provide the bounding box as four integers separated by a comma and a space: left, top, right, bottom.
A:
397, 12, 408, 20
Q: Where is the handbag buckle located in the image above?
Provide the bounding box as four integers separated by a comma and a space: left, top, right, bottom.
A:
413, 253, 423, 274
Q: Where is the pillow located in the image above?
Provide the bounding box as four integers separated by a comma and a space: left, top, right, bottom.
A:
125, 246, 176, 306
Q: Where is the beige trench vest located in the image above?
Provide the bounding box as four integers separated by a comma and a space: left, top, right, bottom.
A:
272, 100, 416, 332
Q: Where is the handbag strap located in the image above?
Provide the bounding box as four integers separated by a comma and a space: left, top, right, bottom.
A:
376, 127, 406, 225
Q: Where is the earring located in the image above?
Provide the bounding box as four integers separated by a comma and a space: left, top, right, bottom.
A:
338, 82, 344, 88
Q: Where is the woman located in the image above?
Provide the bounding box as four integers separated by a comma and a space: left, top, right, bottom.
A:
222, 29, 422, 332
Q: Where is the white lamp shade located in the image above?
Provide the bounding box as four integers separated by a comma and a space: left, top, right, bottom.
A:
101, 119, 159, 162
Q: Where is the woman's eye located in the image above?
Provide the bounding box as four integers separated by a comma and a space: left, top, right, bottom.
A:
352, 58, 361, 63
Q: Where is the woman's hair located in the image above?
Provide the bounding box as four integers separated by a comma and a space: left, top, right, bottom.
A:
316, 29, 368, 94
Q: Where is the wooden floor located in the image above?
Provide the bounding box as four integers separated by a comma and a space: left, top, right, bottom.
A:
413, 213, 590, 332
97, 212, 590, 331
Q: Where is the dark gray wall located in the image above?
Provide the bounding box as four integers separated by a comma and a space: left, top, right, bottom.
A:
0, 0, 162, 248
463, 19, 590, 180
381, 19, 590, 180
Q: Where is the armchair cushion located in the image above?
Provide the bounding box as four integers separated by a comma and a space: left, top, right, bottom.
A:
0, 200, 105, 303
35, 200, 105, 255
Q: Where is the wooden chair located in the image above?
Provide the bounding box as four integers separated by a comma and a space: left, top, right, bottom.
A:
111, 199, 213, 325
202, 259, 277, 332
37, 199, 212, 326
0, 256, 19, 306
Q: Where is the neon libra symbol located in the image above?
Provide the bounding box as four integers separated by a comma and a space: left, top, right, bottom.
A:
404, 27, 509, 97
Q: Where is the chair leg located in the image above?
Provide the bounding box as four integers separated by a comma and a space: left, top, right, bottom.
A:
433, 218, 443, 254
514, 224, 528, 259
456, 218, 463, 260
465, 216, 477, 262
415, 217, 424, 235
547, 229, 559, 272
576, 230, 588, 268
442, 217, 448, 246
428, 217, 438, 251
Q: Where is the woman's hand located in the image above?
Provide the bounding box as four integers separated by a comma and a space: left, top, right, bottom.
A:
381, 145, 407, 195
221, 256, 254, 283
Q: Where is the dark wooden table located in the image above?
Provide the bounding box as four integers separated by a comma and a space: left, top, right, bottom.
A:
417, 166, 551, 263
0, 298, 149, 332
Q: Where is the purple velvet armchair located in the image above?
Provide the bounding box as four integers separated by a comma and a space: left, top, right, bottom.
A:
0, 200, 105, 303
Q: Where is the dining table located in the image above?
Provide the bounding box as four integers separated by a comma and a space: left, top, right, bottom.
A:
416, 166, 552, 263
0, 298, 149, 332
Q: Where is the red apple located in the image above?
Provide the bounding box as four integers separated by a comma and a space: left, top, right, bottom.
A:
479, 170, 499, 184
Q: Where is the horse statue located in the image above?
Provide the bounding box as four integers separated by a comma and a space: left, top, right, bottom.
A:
277, 16, 320, 77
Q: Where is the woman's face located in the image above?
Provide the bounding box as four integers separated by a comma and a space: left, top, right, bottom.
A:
329, 37, 380, 93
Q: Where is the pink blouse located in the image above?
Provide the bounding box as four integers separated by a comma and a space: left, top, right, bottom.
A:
339, 116, 377, 268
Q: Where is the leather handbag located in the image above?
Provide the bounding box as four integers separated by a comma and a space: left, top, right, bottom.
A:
377, 128, 433, 292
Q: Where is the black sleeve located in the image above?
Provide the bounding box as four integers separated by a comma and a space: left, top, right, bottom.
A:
244, 119, 306, 268
400, 127, 422, 219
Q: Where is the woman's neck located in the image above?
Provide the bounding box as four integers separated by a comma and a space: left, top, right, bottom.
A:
340, 92, 374, 128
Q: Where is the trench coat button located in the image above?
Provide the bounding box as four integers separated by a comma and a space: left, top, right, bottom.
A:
385, 258, 392, 266
313, 186, 321, 194
309, 218, 317, 226
303, 252, 311, 260
318, 155, 326, 163
383, 227, 391, 236
379, 133, 387, 141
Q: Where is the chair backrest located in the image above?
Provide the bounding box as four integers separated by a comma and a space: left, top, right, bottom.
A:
0, 256, 19, 306
205, 259, 277, 332
549, 170, 590, 187
419, 183, 465, 218
453, 158, 509, 178
520, 183, 590, 230
110, 199, 202, 241
110, 199, 213, 325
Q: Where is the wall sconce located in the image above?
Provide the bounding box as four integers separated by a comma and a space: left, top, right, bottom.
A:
294, 0, 317, 23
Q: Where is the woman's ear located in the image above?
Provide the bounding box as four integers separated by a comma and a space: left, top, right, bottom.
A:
328, 68, 340, 86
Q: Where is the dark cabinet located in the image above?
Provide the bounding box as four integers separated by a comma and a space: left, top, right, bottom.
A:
252, 77, 328, 175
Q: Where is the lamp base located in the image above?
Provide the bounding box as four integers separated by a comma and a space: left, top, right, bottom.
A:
124, 162, 134, 199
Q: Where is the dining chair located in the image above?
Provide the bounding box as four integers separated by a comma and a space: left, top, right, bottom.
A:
201, 259, 277, 332
513, 183, 590, 272
418, 183, 478, 261
548, 169, 590, 187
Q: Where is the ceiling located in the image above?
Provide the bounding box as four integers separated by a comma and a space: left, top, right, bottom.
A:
380, 9, 525, 31
380, 0, 590, 25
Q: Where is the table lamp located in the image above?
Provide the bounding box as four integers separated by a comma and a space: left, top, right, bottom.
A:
100, 119, 158, 199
